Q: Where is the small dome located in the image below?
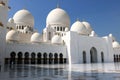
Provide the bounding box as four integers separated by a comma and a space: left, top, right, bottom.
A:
51, 35, 63, 44
31, 32, 42, 43
89, 31, 97, 37
43, 28, 47, 32
8, 18, 14, 23
46, 8, 70, 27
112, 41, 120, 48
82, 21, 92, 35
7, 18, 16, 29
6, 30, 19, 41
65, 27, 69, 31
24, 27, 29, 31
13, 9, 34, 27
109, 34, 115, 42
70, 20, 87, 35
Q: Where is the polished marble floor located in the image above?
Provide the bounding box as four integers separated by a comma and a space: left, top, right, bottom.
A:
0, 63, 120, 80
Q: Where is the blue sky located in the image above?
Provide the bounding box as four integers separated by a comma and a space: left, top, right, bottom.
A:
8, 0, 120, 41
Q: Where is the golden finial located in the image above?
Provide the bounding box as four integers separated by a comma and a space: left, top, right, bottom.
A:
76, 18, 80, 21
57, 3, 60, 8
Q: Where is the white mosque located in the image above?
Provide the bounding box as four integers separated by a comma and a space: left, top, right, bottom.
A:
0, 0, 120, 66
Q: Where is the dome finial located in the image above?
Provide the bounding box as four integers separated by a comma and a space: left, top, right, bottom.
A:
76, 18, 80, 21
82, 18, 85, 22
57, 3, 60, 8
23, 6, 27, 10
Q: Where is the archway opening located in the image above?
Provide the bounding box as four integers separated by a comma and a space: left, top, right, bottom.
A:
48, 32, 51, 40
114, 55, 116, 62
90, 47, 97, 63
17, 52, 23, 64
10, 52, 16, 64
43, 53, 47, 64
59, 53, 63, 64
101, 52, 104, 63
24, 52, 29, 64
54, 53, 58, 64
83, 51, 86, 63
37, 53, 42, 64
119, 55, 120, 62
31, 52, 36, 64
49, 53, 53, 64
116, 55, 119, 62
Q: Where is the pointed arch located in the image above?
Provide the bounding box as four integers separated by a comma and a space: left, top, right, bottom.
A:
10, 52, 16, 64
37, 52, 42, 64
101, 52, 104, 63
24, 52, 29, 64
83, 51, 86, 63
54, 53, 58, 64
59, 53, 63, 64
17, 52, 23, 64
49, 53, 53, 64
43, 52, 47, 64
31, 52, 36, 64
90, 47, 97, 63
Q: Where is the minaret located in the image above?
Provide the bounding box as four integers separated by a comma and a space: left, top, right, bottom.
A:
0, 0, 9, 70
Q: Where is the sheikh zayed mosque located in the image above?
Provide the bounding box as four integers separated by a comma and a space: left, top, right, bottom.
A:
0, 0, 120, 66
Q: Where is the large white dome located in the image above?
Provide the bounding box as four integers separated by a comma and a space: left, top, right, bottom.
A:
13, 9, 34, 27
31, 32, 42, 43
46, 8, 70, 27
112, 41, 120, 48
6, 30, 19, 41
71, 20, 87, 35
51, 35, 63, 44
82, 21, 92, 35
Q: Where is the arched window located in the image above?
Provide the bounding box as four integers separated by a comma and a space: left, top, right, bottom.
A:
114, 54, 116, 62
83, 51, 86, 63
57, 27, 59, 31
19, 26, 21, 29
119, 55, 120, 62
60, 27, 62, 31
48, 32, 51, 40
116, 55, 119, 62
22, 26, 24, 29
101, 52, 104, 63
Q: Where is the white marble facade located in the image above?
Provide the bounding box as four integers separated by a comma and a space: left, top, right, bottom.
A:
0, 0, 120, 66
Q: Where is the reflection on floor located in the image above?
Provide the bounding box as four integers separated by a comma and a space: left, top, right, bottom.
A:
0, 63, 120, 80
